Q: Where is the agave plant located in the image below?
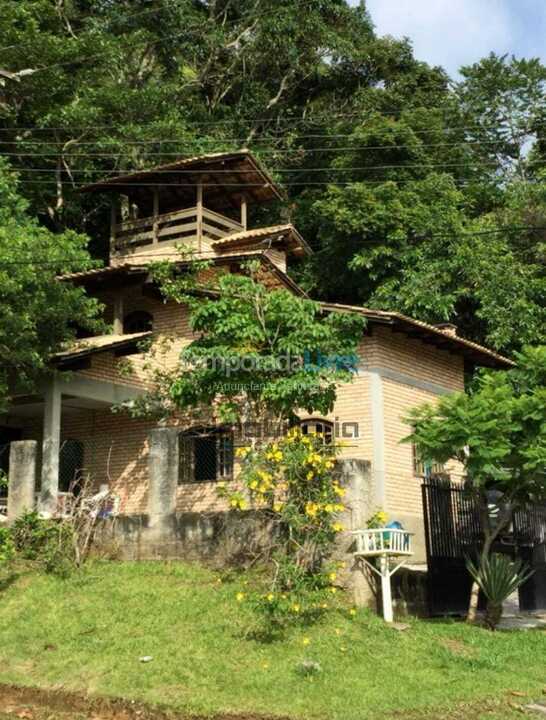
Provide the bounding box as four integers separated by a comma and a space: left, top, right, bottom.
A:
466, 553, 534, 630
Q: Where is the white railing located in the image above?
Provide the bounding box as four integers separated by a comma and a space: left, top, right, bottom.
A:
113, 205, 244, 252
351, 528, 413, 557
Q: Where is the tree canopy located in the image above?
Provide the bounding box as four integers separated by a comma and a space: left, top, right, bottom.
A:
0, 159, 101, 407
0, 0, 545, 355
139, 260, 365, 426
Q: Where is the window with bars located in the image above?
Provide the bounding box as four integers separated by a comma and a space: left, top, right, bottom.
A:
299, 418, 333, 444
178, 427, 234, 484
412, 443, 446, 478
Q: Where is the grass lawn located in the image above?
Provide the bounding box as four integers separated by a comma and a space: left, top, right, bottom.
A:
0, 561, 544, 720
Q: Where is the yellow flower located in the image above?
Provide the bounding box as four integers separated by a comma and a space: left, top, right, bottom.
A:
273, 501, 284, 513
302, 637, 311, 646
306, 471, 314, 481
334, 503, 345, 513
329, 587, 337, 594
334, 486, 346, 498
325, 460, 334, 470
329, 572, 337, 582
235, 446, 250, 458
292, 603, 301, 613
349, 608, 357, 616
305, 501, 319, 518
321, 602, 328, 609
324, 503, 334, 513
236, 592, 245, 602
331, 522, 344, 533
273, 451, 283, 462
249, 480, 258, 490
262, 662, 270, 670
267, 593, 275, 602
335, 628, 342, 636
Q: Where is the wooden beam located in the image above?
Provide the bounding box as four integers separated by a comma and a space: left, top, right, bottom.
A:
196, 183, 203, 252
240, 196, 247, 230
113, 295, 124, 335
152, 188, 159, 245
110, 201, 117, 254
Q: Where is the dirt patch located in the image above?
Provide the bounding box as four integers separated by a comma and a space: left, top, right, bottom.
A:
0, 684, 286, 720
440, 638, 477, 658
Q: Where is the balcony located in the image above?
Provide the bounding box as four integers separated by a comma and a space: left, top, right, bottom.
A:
111, 205, 245, 256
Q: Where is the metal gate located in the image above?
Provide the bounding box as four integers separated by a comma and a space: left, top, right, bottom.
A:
422, 477, 546, 615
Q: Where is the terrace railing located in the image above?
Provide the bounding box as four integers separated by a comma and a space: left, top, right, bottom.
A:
112, 206, 244, 253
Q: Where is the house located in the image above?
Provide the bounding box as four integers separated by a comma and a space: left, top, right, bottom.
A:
1, 151, 511, 562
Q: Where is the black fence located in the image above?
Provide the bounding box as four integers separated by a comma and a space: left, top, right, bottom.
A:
422, 477, 546, 615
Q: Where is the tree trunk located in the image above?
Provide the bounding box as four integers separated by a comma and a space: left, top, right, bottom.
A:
484, 601, 503, 630
466, 493, 514, 623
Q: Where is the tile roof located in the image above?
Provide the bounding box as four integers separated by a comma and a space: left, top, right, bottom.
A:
212, 224, 312, 256
320, 302, 513, 368
53, 332, 151, 362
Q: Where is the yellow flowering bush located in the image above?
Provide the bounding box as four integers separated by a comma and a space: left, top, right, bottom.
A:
222, 428, 349, 630
367, 509, 389, 528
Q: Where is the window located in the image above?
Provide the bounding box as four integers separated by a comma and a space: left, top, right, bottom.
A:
59, 439, 84, 494
179, 427, 234, 484
123, 310, 153, 334
412, 443, 446, 478
299, 418, 333, 445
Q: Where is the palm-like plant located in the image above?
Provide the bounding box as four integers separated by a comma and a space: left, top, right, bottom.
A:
466, 553, 534, 630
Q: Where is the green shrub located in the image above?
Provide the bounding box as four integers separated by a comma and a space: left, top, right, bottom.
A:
11, 510, 56, 560
0, 526, 14, 566
467, 553, 534, 629
11, 510, 76, 576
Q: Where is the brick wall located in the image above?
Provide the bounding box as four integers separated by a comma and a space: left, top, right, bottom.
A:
58, 281, 467, 530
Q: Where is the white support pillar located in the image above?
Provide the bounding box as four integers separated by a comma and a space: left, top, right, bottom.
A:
380, 555, 393, 623
39, 378, 61, 517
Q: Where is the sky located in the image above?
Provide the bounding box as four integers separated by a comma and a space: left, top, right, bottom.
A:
351, 0, 546, 78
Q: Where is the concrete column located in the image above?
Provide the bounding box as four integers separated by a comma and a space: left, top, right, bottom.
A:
147, 428, 179, 540
7, 440, 37, 521
336, 458, 376, 608
38, 378, 61, 517
338, 458, 371, 532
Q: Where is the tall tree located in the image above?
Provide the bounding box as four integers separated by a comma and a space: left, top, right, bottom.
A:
0, 159, 101, 407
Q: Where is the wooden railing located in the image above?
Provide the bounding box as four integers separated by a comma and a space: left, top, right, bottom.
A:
112, 205, 244, 252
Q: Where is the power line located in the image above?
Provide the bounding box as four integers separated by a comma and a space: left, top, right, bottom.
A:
0, 136, 535, 156
10, 159, 541, 175
0, 117, 542, 138
0, 224, 544, 267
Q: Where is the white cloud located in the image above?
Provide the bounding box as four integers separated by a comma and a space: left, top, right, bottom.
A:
360, 0, 514, 76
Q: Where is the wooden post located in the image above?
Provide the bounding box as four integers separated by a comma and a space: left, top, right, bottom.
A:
113, 295, 124, 335
196, 183, 203, 251
110, 200, 117, 255
152, 189, 159, 245
240, 197, 247, 230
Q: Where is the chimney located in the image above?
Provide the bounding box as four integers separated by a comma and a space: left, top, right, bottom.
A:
434, 322, 458, 337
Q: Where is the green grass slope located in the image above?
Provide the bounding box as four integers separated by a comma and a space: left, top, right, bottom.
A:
0, 562, 544, 719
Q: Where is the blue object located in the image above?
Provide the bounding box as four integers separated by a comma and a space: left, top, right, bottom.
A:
384, 521, 409, 550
